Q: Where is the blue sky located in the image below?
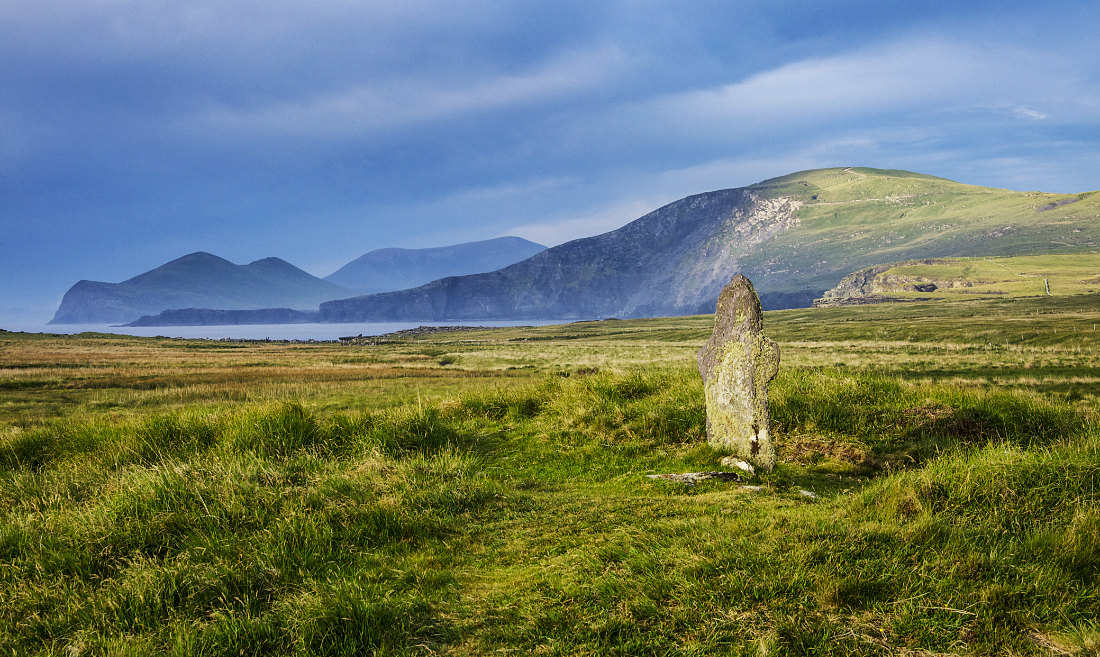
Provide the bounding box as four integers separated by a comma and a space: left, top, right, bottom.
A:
3, 0, 1099, 321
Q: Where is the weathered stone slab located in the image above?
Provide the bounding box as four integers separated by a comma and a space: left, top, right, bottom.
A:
697, 274, 780, 471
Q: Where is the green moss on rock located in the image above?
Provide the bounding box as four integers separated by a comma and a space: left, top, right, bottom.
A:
697, 274, 780, 470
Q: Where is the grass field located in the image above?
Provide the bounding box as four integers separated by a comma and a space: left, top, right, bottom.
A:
1, 294, 1098, 655
823, 253, 1100, 302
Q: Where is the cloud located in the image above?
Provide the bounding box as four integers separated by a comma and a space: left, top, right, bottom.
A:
188, 44, 629, 139
1013, 107, 1048, 120
0, 2, 507, 58
589, 35, 1096, 151
688, 42, 979, 130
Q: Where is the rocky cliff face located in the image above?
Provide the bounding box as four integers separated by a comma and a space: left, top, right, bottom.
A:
813, 259, 982, 306
320, 189, 808, 322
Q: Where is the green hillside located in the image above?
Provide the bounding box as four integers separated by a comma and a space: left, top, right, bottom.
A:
746, 167, 1100, 294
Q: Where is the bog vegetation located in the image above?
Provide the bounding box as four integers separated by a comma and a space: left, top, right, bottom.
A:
1, 294, 1098, 655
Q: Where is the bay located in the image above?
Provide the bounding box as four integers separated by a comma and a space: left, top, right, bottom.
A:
0, 320, 573, 342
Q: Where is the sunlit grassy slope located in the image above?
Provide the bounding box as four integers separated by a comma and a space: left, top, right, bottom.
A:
1, 295, 1098, 655
743, 167, 1100, 294
834, 253, 1100, 301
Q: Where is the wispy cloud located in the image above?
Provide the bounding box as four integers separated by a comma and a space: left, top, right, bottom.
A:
595, 36, 1092, 147
1013, 107, 1048, 120
652, 38, 981, 124
192, 45, 630, 139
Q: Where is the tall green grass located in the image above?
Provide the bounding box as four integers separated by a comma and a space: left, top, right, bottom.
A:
1, 327, 1097, 654
771, 368, 1088, 470
0, 401, 510, 655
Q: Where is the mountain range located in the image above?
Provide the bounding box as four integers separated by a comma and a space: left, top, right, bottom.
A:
51, 167, 1100, 326
50, 237, 547, 325
50, 253, 353, 324
319, 167, 1099, 322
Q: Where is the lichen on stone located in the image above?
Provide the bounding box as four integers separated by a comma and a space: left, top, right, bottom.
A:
697, 274, 780, 471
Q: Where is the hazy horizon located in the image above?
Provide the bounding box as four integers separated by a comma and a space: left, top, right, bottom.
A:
0, 319, 571, 341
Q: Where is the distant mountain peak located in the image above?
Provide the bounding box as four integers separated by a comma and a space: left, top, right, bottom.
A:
247, 256, 301, 271
171, 251, 228, 263
324, 235, 547, 293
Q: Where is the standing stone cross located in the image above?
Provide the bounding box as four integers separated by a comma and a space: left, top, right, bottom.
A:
697, 274, 780, 471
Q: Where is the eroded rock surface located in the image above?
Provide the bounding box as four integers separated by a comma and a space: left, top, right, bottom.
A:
697, 274, 780, 471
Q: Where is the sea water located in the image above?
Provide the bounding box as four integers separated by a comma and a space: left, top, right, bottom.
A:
1, 320, 572, 342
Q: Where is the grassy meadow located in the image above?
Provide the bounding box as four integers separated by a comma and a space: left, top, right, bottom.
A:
848, 253, 1100, 301
1, 294, 1099, 655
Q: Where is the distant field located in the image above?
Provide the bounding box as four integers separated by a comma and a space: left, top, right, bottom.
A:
847, 253, 1100, 301
1, 295, 1098, 655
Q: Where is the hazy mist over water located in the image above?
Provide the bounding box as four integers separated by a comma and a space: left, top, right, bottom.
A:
1, 321, 569, 342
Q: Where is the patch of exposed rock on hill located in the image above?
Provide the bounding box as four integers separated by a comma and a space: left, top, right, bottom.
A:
646, 194, 803, 314
813, 259, 984, 306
